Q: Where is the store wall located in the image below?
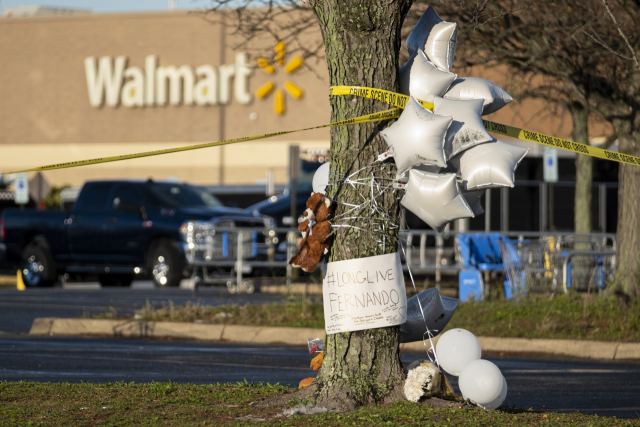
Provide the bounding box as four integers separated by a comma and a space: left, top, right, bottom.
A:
0, 10, 330, 186
0, 10, 614, 189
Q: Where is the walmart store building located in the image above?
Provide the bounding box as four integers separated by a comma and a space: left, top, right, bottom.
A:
0, 8, 620, 231
0, 8, 334, 188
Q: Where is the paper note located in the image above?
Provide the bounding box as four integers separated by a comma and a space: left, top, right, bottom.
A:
323, 252, 407, 334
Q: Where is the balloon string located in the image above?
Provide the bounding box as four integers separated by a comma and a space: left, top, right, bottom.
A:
399, 237, 440, 367
325, 162, 439, 364
327, 163, 401, 254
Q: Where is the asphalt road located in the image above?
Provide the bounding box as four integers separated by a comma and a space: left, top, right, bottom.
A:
1, 335, 639, 419
0, 282, 285, 334
1, 285, 639, 420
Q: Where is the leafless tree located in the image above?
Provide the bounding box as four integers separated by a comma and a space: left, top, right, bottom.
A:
201, 0, 640, 407
413, 0, 640, 299
198, 1, 324, 63
203, 0, 413, 409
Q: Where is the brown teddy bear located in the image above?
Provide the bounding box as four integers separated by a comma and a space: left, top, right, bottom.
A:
289, 192, 335, 273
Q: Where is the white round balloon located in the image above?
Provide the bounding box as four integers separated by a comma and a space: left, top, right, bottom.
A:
459, 359, 504, 405
479, 376, 508, 410
312, 162, 330, 195
435, 328, 481, 376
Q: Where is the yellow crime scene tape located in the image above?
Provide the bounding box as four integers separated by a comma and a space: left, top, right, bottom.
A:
2, 85, 638, 175
330, 85, 640, 167
0, 108, 401, 175
481, 120, 640, 167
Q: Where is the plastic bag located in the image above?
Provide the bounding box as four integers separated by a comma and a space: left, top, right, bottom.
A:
307, 338, 323, 360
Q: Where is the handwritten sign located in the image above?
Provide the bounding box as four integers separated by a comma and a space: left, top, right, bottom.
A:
323, 252, 407, 334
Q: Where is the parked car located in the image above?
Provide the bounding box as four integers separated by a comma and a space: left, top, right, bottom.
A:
245, 191, 311, 261
246, 193, 310, 228
0, 179, 271, 287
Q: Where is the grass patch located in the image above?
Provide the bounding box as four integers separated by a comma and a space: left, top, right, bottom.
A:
132, 296, 325, 329
0, 381, 636, 426
121, 293, 640, 342
450, 294, 640, 342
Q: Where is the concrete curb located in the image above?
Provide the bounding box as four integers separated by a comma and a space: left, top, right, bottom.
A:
29, 318, 325, 346
29, 318, 640, 361
400, 336, 640, 360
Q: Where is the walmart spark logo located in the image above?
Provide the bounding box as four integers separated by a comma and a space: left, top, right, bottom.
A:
255, 42, 304, 115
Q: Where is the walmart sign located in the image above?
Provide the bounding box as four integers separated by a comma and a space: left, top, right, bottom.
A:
84, 53, 253, 108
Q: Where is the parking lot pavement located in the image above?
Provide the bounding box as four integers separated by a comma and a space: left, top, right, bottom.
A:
0, 284, 286, 334
1, 335, 639, 419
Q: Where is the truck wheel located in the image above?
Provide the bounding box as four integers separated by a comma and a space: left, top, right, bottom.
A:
226, 280, 237, 294
98, 274, 133, 288
150, 241, 182, 287
20, 243, 55, 287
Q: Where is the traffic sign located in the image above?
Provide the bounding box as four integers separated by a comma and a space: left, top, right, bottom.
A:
14, 173, 29, 204
543, 146, 558, 183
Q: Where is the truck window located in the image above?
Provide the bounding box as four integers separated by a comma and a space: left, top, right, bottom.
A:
111, 184, 141, 209
141, 183, 223, 208
74, 183, 112, 211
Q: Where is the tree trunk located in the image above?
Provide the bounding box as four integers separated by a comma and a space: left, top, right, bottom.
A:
309, 0, 412, 410
571, 105, 593, 234
611, 120, 640, 300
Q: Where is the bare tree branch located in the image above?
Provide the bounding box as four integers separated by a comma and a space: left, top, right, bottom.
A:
580, 28, 633, 61
601, 132, 619, 149
197, 0, 324, 63
476, 6, 531, 29
601, 0, 640, 70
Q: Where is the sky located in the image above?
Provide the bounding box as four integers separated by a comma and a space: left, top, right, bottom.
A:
0, 0, 212, 14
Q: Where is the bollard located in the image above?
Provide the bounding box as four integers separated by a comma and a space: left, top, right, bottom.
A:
236, 231, 243, 293
419, 233, 427, 267
435, 233, 443, 289
286, 231, 297, 293
16, 270, 26, 291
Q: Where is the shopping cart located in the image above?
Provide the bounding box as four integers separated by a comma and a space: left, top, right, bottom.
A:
500, 237, 616, 294
499, 239, 558, 295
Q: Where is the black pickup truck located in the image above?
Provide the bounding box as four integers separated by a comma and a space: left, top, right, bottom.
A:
0, 180, 270, 287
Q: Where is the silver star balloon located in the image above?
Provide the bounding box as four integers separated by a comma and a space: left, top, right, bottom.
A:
380, 97, 452, 176
395, 164, 443, 184
406, 6, 457, 71
399, 287, 459, 343
401, 169, 474, 232
400, 49, 457, 103
461, 189, 485, 215
444, 77, 513, 115
452, 139, 529, 191
433, 96, 494, 159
